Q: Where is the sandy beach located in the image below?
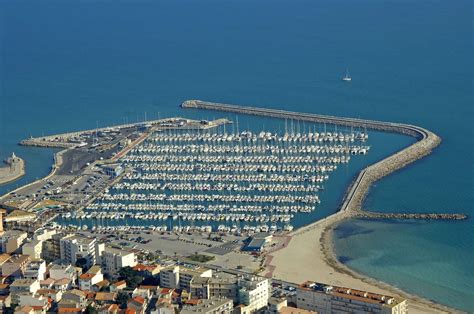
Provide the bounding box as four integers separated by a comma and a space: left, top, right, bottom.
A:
267, 212, 460, 314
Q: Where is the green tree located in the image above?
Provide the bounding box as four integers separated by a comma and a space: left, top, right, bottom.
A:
85, 304, 98, 314
127, 275, 144, 289
116, 291, 130, 307
118, 266, 143, 289
118, 266, 135, 279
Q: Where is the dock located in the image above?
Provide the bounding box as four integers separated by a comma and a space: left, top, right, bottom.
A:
181, 100, 467, 222
19, 117, 231, 149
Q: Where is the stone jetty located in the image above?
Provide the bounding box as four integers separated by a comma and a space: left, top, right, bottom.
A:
0, 153, 25, 185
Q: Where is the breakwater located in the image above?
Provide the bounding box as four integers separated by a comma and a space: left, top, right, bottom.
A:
181, 100, 466, 221
0, 154, 25, 186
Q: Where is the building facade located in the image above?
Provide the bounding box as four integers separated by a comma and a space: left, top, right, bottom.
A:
296, 281, 408, 314
0, 230, 27, 253
101, 247, 137, 276
60, 235, 103, 268
237, 277, 269, 313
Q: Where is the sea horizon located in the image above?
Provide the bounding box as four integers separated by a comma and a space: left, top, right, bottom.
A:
1, 0, 472, 311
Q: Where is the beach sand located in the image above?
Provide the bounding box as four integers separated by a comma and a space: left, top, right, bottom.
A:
268, 213, 459, 314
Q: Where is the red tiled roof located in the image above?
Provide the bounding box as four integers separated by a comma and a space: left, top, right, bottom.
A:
58, 308, 82, 313
94, 279, 110, 287
124, 309, 136, 314
113, 280, 126, 287
86, 292, 96, 299
100, 304, 119, 313
185, 299, 201, 305
138, 285, 157, 290
133, 264, 156, 271
132, 296, 145, 305
160, 288, 172, 294
55, 278, 70, 285
79, 273, 94, 280
40, 278, 55, 285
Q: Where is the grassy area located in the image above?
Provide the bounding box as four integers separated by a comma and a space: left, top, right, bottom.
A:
187, 253, 215, 263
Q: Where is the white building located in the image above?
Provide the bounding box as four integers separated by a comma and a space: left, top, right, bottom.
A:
237, 276, 269, 313
101, 247, 137, 276
160, 265, 179, 289
18, 294, 49, 309
22, 240, 43, 259
296, 281, 408, 314
33, 228, 57, 241
181, 297, 233, 314
9, 278, 40, 304
0, 230, 27, 253
60, 234, 104, 268
23, 259, 47, 280
79, 265, 104, 291
160, 265, 212, 290
49, 263, 79, 282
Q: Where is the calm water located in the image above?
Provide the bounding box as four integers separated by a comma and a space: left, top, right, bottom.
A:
0, 0, 472, 311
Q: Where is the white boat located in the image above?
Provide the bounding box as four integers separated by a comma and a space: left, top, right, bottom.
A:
342, 68, 352, 82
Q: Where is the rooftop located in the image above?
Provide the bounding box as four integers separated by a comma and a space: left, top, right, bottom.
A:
95, 292, 117, 301
181, 297, 232, 313
300, 281, 398, 306
0, 254, 11, 265
0, 230, 26, 239
104, 246, 133, 256
4, 254, 29, 264
54, 278, 71, 286
10, 278, 38, 287
79, 273, 95, 280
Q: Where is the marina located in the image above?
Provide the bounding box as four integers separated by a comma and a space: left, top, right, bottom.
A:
55, 126, 372, 234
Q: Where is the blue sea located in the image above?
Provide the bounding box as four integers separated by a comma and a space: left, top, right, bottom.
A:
0, 0, 472, 311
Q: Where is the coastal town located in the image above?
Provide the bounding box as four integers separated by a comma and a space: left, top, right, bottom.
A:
2, 0, 470, 311
0, 213, 409, 314
0, 102, 465, 314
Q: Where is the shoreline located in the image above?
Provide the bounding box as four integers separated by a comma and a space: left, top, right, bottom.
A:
320, 219, 460, 313
0, 149, 63, 201
267, 209, 462, 313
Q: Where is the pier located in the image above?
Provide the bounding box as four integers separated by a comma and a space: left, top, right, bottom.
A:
181, 100, 466, 221
20, 117, 231, 149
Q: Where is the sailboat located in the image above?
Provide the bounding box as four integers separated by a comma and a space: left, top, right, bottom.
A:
342, 68, 352, 82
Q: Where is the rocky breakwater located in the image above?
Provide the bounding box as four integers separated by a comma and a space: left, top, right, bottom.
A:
359, 212, 467, 220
